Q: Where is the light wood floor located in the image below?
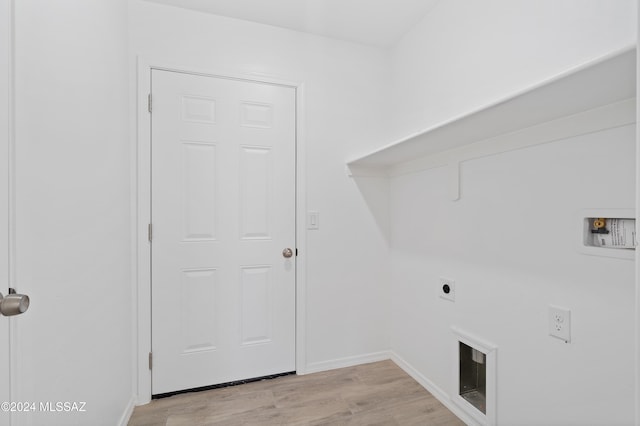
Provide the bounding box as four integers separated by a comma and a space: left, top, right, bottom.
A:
128, 360, 465, 426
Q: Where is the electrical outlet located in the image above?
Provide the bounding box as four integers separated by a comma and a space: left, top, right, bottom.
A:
439, 277, 455, 302
548, 306, 571, 343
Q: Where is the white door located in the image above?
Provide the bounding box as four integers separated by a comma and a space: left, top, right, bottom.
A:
151, 70, 296, 395
0, 0, 11, 421
0, 134, 8, 426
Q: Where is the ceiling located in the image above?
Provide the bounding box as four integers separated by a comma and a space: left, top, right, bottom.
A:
144, 0, 440, 48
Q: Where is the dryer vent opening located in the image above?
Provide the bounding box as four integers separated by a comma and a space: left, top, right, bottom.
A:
459, 342, 486, 414
452, 327, 496, 425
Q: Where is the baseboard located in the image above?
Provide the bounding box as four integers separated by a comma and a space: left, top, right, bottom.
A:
117, 396, 137, 426
389, 351, 479, 426
304, 350, 391, 374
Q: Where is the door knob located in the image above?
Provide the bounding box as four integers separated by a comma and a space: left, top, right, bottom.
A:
282, 248, 293, 258
0, 290, 29, 316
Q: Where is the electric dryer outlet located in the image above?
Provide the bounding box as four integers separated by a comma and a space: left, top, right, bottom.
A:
439, 277, 455, 302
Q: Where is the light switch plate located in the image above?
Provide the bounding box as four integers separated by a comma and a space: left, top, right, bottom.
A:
307, 211, 319, 230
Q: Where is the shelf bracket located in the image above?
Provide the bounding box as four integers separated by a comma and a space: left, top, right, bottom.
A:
448, 161, 460, 201
345, 165, 355, 177
345, 164, 387, 178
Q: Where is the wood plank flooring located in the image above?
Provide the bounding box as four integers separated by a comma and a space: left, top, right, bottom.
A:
128, 360, 465, 426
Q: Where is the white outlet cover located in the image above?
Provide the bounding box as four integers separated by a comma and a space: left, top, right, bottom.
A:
439, 277, 455, 302
548, 306, 571, 343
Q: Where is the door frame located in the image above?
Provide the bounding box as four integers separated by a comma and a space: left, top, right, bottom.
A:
134, 58, 307, 404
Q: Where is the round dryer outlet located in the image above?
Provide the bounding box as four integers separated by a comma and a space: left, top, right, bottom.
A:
439, 277, 455, 302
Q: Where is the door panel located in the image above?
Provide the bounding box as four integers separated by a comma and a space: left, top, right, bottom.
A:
151, 70, 296, 395
0, 0, 12, 421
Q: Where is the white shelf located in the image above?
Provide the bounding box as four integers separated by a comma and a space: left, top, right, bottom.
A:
347, 46, 636, 178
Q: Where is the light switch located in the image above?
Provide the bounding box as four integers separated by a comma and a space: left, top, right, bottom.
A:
307, 211, 319, 230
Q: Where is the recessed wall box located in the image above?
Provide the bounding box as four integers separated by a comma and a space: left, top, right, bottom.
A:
452, 327, 497, 426
579, 209, 635, 260
459, 343, 486, 413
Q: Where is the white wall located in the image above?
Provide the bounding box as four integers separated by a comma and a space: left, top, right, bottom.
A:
388, 1, 637, 424
391, 0, 638, 138
391, 126, 636, 425
129, 0, 391, 376
13, 1, 132, 425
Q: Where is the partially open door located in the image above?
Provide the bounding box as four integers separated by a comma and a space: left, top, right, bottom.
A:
0, 0, 12, 421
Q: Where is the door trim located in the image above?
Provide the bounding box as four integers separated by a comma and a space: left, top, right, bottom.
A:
133, 57, 307, 404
